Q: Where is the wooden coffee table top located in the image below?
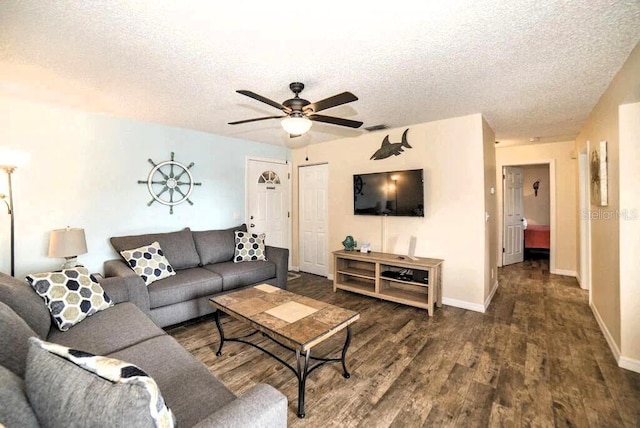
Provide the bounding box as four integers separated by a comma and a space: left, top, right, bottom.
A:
210, 284, 359, 352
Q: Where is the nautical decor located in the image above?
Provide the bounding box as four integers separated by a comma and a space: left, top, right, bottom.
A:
137, 152, 202, 214
370, 129, 412, 160
342, 235, 357, 251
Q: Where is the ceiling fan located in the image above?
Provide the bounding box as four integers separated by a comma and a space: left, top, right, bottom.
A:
228, 82, 363, 136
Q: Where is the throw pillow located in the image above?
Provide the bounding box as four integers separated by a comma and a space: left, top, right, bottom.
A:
120, 241, 176, 286
25, 266, 113, 332
234, 231, 267, 263
25, 338, 174, 428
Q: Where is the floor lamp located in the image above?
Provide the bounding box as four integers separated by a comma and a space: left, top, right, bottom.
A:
0, 165, 16, 276
0, 150, 28, 277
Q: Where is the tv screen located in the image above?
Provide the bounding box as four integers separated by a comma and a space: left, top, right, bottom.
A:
354, 169, 424, 216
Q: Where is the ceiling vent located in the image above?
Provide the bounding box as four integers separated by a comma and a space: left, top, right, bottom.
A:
364, 124, 389, 132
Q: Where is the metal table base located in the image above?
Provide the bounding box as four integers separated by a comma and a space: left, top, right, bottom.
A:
214, 310, 353, 418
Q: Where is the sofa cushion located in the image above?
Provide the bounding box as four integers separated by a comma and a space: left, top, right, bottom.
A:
148, 268, 223, 309
234, 231, 267, 263
0, 302, 38, 378
26, 338, 174, 428
120, 241, 176, 285
108, 335, 236, 428
47, 302, 165, 356
0, 272, 51, 338
193, 224, 247, 265
26, 266, 113, 332
203, 261, 276, 291
111, 228, 200, 270
0, 365, 39, 428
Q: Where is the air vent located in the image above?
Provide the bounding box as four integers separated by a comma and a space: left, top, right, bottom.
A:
364, 124, 389, 132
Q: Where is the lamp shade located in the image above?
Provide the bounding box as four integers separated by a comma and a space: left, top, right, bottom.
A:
0, 150, 30, 169
48, 228, 88, 258
281, 116, 312, 135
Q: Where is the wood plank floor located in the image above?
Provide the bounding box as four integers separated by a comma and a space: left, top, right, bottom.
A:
167, 260, 640, 427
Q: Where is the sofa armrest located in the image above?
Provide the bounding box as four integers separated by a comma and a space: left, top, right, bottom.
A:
103, 259, 151, 314
93, 274, 129, 304
265, 246, 289, 289
193, 384, 287, 428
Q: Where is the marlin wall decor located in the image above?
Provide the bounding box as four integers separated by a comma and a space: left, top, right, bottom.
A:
370, 129, 412, 160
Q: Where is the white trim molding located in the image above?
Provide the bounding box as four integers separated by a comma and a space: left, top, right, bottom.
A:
551, 269, 577, 277
619, 356, 640, 374
484, 280, 499, 309
590, 302, 621, 363
443, 297, 485, 313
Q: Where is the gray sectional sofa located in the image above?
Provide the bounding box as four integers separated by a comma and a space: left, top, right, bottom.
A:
104, 224, 289, 327
0, 224, 291, 427
0, 271, 287, 427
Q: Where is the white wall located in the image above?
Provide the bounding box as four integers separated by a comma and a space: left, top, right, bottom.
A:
0, 96, 289, 277
482, 117, 498, 302
292, 114, 496, 311
619, 102, 640, 370
522, 164, 550, 225
574, 41, 640, 368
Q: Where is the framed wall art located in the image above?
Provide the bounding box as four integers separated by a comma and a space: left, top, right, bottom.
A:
590, 141, 608, 206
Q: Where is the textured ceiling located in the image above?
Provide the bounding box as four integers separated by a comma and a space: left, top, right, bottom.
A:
1, 1, 639, 147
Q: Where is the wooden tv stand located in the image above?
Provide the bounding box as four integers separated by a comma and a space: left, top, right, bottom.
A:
333, 250, 444, 316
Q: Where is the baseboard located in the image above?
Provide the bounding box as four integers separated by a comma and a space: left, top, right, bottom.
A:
290, 266, 300, 272
327, 273, 334, 281
590, 302, 621, 362
484, 280, 499, 310
551, 268, 577, 277
619, 356, 640, 373
442, 297, 485, 313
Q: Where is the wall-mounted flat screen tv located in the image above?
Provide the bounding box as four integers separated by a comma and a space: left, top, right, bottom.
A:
354, 169, 424, 217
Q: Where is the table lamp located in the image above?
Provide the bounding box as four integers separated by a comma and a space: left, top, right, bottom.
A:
48, 227, 88, 269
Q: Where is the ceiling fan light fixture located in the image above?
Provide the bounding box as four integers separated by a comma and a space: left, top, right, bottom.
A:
281, 116, 312, 135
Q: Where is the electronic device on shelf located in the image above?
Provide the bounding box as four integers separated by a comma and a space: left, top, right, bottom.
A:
381, 269, 413, 282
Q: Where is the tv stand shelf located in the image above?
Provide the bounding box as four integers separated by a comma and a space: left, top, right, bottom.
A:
333, 250, 443, 316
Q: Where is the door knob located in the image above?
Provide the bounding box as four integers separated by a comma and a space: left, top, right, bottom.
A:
250, 224, 255, 228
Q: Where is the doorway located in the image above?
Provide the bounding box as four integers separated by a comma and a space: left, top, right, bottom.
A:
500, 161, 555, 271
298, 164, 328, 277
246, 158, 291, 256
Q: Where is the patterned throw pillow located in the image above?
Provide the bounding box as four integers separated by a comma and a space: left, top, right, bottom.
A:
234, 231, 267, 263
26, 338, 174, 428
120, 241, 175, 286
26, 266, 113, 332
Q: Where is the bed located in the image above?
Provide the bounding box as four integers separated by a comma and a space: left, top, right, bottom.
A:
524, 224, 550, 258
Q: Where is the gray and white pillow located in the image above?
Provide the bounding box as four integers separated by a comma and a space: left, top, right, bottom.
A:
120, 241, 175, 285
234, 231, 267, 262
25, 266, 113, 331
26, 338, 174, 428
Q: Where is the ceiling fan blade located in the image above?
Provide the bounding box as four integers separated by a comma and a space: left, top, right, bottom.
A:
305, 92, 358, 113
236, 90, 291, 113
228, 115, 286, 125
309, 114, 363, 128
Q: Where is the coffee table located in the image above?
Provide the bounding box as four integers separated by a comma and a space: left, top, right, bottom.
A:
209, 284, 359, 418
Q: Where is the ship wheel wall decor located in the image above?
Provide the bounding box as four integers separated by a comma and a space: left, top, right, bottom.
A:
137, 152, 202, 214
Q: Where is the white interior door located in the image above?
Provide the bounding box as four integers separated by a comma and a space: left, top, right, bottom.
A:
503, 166, 524, 265
246, 159, 290, 251
299, 164, 328, 276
